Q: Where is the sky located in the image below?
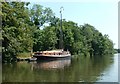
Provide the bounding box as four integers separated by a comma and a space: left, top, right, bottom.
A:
21, 0, 118, 48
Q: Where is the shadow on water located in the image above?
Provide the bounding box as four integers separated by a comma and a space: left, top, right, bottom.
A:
31, 57, 71, 70
2, 54, 116, 82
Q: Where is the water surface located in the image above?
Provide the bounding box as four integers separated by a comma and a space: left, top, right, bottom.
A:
2, 54, 118, 82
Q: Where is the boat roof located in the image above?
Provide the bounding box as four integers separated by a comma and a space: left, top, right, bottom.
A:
42, 49, 63, 53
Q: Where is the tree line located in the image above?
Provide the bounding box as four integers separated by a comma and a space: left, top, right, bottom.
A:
114, 49, 120, 53
1, 2, 114, 63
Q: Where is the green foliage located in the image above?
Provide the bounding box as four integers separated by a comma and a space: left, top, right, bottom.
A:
30, 4, 54, 27
2, 2, 34, 63
80, 24, 114, 56
43, 26, 58, 50
33, 29, 44, 51
17, 52, 31, 58
2, 2, 114, 63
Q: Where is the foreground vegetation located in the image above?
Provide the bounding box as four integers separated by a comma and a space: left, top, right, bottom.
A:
2, 2, 114, 63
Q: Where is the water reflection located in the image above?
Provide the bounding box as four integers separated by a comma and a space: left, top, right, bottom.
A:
31, 58, 71, 70
2, 54, 117, 82
69, 55, 114, 82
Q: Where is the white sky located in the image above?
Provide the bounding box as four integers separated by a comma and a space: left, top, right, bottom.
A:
20, 0, 118, 48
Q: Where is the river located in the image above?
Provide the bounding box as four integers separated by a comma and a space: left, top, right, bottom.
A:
2, 54, 118, 83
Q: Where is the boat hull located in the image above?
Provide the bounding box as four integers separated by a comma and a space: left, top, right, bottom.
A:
33, 54, 71, 60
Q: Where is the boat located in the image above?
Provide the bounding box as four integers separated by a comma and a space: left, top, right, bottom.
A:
28, 57, 37, 62
32, 7, 71, 59
33, 49, 71, 59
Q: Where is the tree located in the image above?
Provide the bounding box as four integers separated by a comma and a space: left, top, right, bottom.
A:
30, 4, 55, 28
2, 2, 34, 62
43, 26, 58, 50
2, 2, 114, 63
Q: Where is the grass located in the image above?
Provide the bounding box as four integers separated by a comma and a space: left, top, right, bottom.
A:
17, 52, 32, 59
